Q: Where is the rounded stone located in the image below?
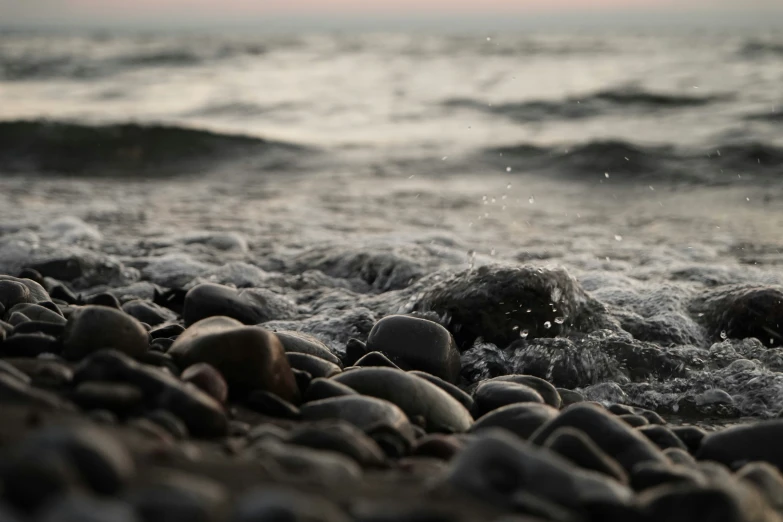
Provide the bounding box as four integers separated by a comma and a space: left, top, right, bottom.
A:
332, 367, 473, 433
472, 381, 545, 417
638, 425, 688, 451
696, 420, 783, 469
303, 377, 358, 403
354, 351, 401, 370
232, 487, 351, 522
288, 421, 387, 468
62, 306, 149, 360
180, 363, 228, 404
487, 375, 562, 409
543, 427, 628, 484
183, 283, 293, 327
409, 370, 474, 412
286, 352, 342, 379
169, 316, 298, 402
364, 315, 461, 383
300, 395, 415, 443
72, 381, 144, 415
275, 330, 341, 366
469, 402, 558, 440
122, 300, 176, 327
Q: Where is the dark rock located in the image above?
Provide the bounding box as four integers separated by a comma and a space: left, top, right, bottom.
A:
638, 485, 746, 522
17, 268, 44, 285
72, 381, 144, 415
472, 381, 544, 418
127, 471, 227, 522
343, 338, 367, 366
37, 494, 138, 522
300, 395, 415, 444
183, 283, 295, 327
11, 320, 65, 337
245, 390, 301, 419
248, 439, 362, 484
664, 448, 698, 467
636, 409, 666, 425
28, 258, 86, 282
0, 360, 31, 384
180, 363, 228, 404
1, 447, 78, 512
0, 275, 49, 302
0, 372, 74, 410
288, 421, 387, 468
145, 410, 189, 439
63, 306, 149, 360
411, 434, 464, 461
275, 330, 341, 366
232, 487, 351, 522
5, 357, 73, 388
486, 375, 562, 409
364, 315, 461, 383
443, 430, 632, 511
557, 388, 584, 407
303, 377, 358, 403
169, 316, 298, 402
469, 403, 559, 440
136, 351, 180, 375
413, 265, 603, 349
74, 350, 227, 437
332, 367, 473, 433
149, 338, 174, 352
618, 414, 649, 428
355, 351, 402, 369
608, 404, 635, 416
638, 425, 688, 451
671, 426, 707, 454
122, 300, 176, 327
543, 427, 629, 484
149, 323, 185, 340
49, 284, 79, 304
6, 311, 30, 326
286, 352, 341, 379
691, 285, 783, 347
630, 462, 705, 491
409, 370, 474, 411
11, 424, 134, 496
7, 303, 65, 324
697, 420, 783, 469
531, 403, 668, 474
0, 333, 60, 357
0, 280, 36, 311
736, 462, 783, 513
86, 292, 121, 309
292, 368, 312, 395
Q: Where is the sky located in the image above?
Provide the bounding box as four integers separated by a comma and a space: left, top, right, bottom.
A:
2, 0, 782, 29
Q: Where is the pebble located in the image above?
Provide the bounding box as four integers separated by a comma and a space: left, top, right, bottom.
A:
487, 375, 562, 409
127, 471, 227, 522
149, 323, 185, 340
355, 351, 402, 369
0, 280, 36, 311
664, 448, 698, 468
288, 421, 388, 468
697, 419, 783, 469
670, 425, 706, 454
145, 409, 189, 439
72, 381, 144, 415
1, 333, 61, 357
5, 357, 73, 388
180, 363, 228, 404
274, 330, 342, 366
0, 372, 74, 410
2, 446, 77, 512
542, 426, 629, 484
630, 461, 706, 491
7, 303, 65, 324
343, 337, 367, 366
557, 388, 584, 407
183, 283, 295, 327
286, 352, 342, 378
411, 434, 464, 461
736, 461, 783, 513
169, 316, 298, 401
303, 377, 358, 402
37, 494, 139, 522
332, 367, 473, 433
245, 390, 301, 419
409, 370, 474, 411
618, 414, 650, 428
74, 350, 228, 437
443, 429, 632, 511
122, 299, 177, 326
232, 487, 351, 522
530, 402, 668, 473
0, 359, 32, 384
472, 381, 545, 417
638, 425, 688, 451
250, 439, 362, 484
469, 402, 559, 440
11, 320, 66, 336
6, 311, 30, 326
62, 305, 149, 360
364, 315, 461, 383
86, 292, 122, 309
638, 484, 745, 522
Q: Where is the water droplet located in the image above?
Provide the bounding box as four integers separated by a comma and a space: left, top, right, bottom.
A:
506, 166, 512, 172
501, 194, 507, 200
490, 248, 496, 256
442, 156, 448, 161
506, 183, 512, 189
649, 185, 655, 191
543, 321, 552, 329
487, 37, 492, 41
520, 329, 529, 339
512, 325, 519, 331
720, 330, 727, 340
526, 309, 532, 313
614, 235, 623, 241
604, 172, 610, 178
554, 317, 565, 324
528, 196, 535, 204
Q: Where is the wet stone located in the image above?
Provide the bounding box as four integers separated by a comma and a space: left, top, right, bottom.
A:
697, 420, 783, 469
62, 305, 149, 360
5, 357, 73, 389
245, 390, 301, 419
145, 409, 189, 440
670, 426, 707, 454
37, 494, 139, 522
275, 330, 341, 366
180, 363, 228, 404
149, 323, 185, 340
409, 370, 474, 412
288, 421, 388, 468
736, 462, 783, 513
618, 414, 649, 428
486, 375, 562, 409
630, 462, 706, 492
11, 320, 66, 337
1, 333, 60, 357
364, 315, 461, 383
472, 381, 545, 418
232, 487, 351, 522
7, 303, 65, 324
469, 402, 559, 440
122, 299, 177, 327
72, 381, 144, 415
0, 372, 74, 410
411, 434, 464, 461
355, 351, 402, 369
169, 316, 298, 402
86, 292, 122, 309
286, 352, 342, 379
664, 448, 698, 468
543, 426, 629, 484
638, 425, 688, 451
183, 283, 296, 327
303, 377, 358, 403
557, 388, 584, 407
127, 471, 227, 522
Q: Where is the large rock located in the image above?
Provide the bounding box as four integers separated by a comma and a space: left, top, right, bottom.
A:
472, 381, 544, 417
300, 395, 415, 444
332, 367, 473, 433
469, 403, 558, 440
364, 315, 461, 383
697, 420, 783, 470
183, 283, 296, 327
443, 430, 632, 511
531, 403, 667, 473
62, 306, 149, 360
487, 375, 562, 409
413, 265, 603, 349
169, 316, 298, 402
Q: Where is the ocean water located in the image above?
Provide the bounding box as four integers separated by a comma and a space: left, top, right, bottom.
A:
2, 28, 783, 422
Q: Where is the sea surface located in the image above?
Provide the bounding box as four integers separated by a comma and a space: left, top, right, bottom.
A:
2, 28, 783, 423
